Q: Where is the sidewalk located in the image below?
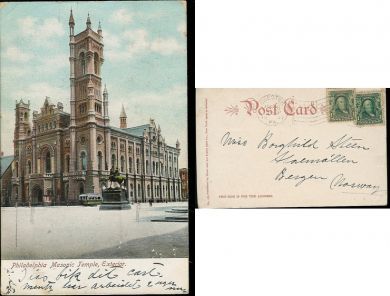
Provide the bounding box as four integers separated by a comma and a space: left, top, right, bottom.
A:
1, 202, 188, 259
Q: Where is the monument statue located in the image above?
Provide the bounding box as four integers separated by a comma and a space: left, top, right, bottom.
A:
100, 168, 130, 210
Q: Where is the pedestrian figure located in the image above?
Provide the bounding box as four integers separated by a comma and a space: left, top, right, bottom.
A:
149, 198, 153, 207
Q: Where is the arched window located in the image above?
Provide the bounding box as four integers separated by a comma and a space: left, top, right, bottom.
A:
79, 182, 84, 194
27, 160, 32, 174
80, 52, 86, 75
129, 157, 132, 173
80, 151, 87, 171
111, 154, 116, 169
15, 162, 19, 177
156, 185, 159, 197
146, 160, 149, 174
130, 184, 133, 197
94, 52, 100, 75
147, 185, 151, 197
136, 159, 140, 174
120, 155, 125, 172
97, 151, 102, 171
45, 151, 51, 173
153, 162, 155, 175
24, 112, 27, 120
137, 184, 141, 197
66, 155, 70, 172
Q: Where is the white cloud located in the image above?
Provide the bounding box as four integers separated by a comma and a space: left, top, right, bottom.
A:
150, 38, 185, 55
1, 66, 28, 78
177, 22, 186, 36
110, 9, 133, 25
18, 16, 65, 45
40, 53, 68, 73
106, 29, 185, 62
4, 46, 32, 62
104, 30, 121, 49
13, 82, 68, 107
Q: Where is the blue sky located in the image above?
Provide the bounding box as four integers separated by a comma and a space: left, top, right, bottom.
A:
0, 1, 187, 167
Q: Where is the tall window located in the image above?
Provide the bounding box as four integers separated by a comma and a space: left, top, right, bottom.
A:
94, 52, 100, 75
147, 185, 151, 197
79, 182, 84, 194
136, 159, 140, 174
120, 156, 125, 172
97, 152, 102, 172
27, 160, 32, 174
80, 151, 87, 171
111, 154, 116, 169
129, 157, 132, 173
130, 184, 133, 197
15, 162, 19, 177
80, 52, 86, 75
137, 184, 141, 198
66, 155, 70, 173
45, 151, 51, 173
146, 160, 149, 174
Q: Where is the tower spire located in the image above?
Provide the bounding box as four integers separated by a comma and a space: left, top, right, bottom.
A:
86, 13, 91, 29
69, 9, 75, 26
98, 21, 102, 36
69, 9, 75, 36
120, 104, 127, 128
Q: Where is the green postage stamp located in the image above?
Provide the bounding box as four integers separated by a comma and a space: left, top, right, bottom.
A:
327, 89, 355, 122
355, 92, 384, 125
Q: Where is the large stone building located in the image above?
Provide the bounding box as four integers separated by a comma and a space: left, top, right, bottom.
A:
1, 11, 182, 206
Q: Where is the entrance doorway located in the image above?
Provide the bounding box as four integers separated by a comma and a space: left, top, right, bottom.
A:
32, 186, 43, 205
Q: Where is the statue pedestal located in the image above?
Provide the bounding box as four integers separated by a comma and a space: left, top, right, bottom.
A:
100, 188, 131, 210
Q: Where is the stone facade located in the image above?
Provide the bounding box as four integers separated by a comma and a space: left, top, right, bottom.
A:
3, 12, 182, 206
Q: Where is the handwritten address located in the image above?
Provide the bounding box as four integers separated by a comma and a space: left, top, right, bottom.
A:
220, 130, 382, 195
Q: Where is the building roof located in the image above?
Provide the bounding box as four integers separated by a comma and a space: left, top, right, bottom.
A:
111, 124, 150, 137
0, 155, 14, 176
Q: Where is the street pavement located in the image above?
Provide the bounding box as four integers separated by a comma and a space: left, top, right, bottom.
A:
1, 202, 188, 259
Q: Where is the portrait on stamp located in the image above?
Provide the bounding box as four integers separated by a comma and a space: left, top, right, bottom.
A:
327, 89, 355, 121
355, 93, 383, 125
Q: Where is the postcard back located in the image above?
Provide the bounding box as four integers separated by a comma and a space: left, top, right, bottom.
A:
196, 88, 387, 208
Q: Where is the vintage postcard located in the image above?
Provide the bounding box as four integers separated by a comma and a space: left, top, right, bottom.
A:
196, 88, 387, 208
1, 2, 188, 294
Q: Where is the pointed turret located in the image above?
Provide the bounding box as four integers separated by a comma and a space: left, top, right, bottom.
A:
176, 139, 180, 149
69, 9, 75, 26
98, 21, 102, 36
120, 104, 127, 128
86, 13, 91, 29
